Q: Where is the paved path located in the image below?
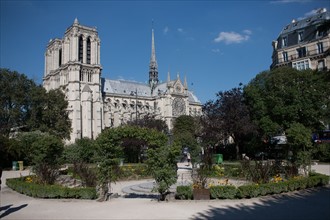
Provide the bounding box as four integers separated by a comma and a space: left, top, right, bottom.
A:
1, 164, 329, 220
119, 162, 192, 197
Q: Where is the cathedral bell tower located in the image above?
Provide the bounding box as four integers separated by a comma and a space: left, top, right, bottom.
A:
43, 18, 103, 142
148, 27, 159, 93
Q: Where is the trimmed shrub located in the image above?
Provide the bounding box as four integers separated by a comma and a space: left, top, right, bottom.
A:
237, 185, 258, 198
175, 185, 193, 200
268, 182, 288, 194
6, 176, 97, 199
176, 173, 329, 200
210, 185, 237, 199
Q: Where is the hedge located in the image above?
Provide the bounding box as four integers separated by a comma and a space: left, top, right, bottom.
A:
6, 176, 97, 199
176, 173, 329, 200
175, 185, 193, 200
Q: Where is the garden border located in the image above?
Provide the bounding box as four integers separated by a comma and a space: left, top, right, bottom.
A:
6, 176, 97, 199
176, 173, 329, 200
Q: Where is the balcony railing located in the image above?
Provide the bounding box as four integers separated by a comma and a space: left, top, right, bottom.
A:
273, 47, 329, 65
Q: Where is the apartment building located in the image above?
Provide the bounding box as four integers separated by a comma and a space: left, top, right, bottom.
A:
271, 8, 330, 71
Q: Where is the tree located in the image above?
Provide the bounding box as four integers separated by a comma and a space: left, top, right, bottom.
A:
126, 114, 168, 133
15, 131, 45, 165
64, 137, 96, 164
95, 129, 123, 201
0, 68, 37, 136
286, 122, 313, 176
28, 88, 71, 140
172, 115, 200, 162
0, 69, 71, 139
30, 134, 64, 184
244, 67, 330, 136
146, 143, 181, 201
63, 137, 97, 187
0, 135, 17, 168
201, 86, 256, 159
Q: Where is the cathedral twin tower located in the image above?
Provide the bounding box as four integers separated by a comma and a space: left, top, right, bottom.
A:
43, 19, 201, 143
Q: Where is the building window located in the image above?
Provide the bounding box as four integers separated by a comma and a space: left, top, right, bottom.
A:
298, 31, 304, 42
86, 37, 91, 64
316, 26, 325, 38
80, 71, 84, 81
282, 36, 288, 47
78, 36, 83, 62
297, 47, 306, 58
292, 59, 310, 70
282, 51, 288, 62
88, 72, 92, 82
317, 42, 324, 54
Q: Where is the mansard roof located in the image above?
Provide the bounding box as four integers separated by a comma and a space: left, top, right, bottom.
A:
279, 9, 329, 36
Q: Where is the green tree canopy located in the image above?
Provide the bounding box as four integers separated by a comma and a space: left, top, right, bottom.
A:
64, 137, 96, 164
126, 114, 168, 133
201, 86, 255, 159
28, 87, 71, 139
244, 67, 330, 137
30, 134, 64, 184
172, 115, 200, 162
0, 68, 71, 139
146, 143, 180, 201
0, 68, 36, 136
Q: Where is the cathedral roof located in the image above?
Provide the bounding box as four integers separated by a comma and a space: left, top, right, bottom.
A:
102, 78, 152, 97
101, 78, 200, 103
187, 91, 200, 103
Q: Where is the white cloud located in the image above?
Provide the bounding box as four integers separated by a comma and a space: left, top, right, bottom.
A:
270, 0, 312, 4
177, 28, 184, 33
211, 48, 221, 53
297, 8, 326, 20
214, 31, 250, 44
243, 29, 252, 35
163, 26, 169, 34
303, 8, 325, 17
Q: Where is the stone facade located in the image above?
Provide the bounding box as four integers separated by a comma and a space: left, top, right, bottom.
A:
271, 8, 330, 71
43, 19, 202, 143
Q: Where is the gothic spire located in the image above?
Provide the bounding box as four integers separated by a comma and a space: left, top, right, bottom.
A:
149, 22, 159, 89
184, 75, 188, 89
74, 18, 79, 25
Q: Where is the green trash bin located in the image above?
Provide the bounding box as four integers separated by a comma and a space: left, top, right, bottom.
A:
12, 161, 18, 171
213, 154, 223, 164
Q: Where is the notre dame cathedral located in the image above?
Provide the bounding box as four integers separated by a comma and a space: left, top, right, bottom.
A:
43, 19, 202, 143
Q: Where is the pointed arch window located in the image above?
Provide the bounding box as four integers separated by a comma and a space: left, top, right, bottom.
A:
78, 36, 83, 62
88, 72, 92, 82
86, 37, 91, 64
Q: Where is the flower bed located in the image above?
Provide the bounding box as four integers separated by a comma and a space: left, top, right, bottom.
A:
176, 173, 329, 200
6, 176, 97, 199
118, 164, 150, 180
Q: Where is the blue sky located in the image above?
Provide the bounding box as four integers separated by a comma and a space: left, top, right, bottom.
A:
1, 0, 328, 103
